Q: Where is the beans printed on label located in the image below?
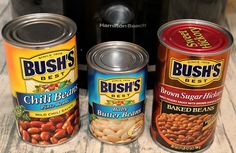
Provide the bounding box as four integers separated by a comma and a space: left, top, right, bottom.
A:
151, 19, 233, 152
2, 13, 80, 146
87, 41, 148, 144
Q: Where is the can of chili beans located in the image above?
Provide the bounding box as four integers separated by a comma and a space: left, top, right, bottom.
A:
87, 41, 149, 144
151, 19, 233, 152
2, 13, 80, 146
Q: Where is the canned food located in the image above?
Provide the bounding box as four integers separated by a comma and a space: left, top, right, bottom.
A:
87, 41, 149, 144
151, 19, 233, 152
2, 13, 80, 146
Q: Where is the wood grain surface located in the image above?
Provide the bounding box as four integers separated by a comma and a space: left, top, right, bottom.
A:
0, 0, 236, 153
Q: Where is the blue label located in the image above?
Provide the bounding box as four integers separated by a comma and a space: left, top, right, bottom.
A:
88, 68, 147, 120
16, 80, 78, 111
93, 100, 144, 119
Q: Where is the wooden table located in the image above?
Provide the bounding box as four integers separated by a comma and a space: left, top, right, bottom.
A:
0, 0, 236, 152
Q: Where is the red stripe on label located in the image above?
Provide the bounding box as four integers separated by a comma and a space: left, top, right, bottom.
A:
158, 84, 223, 106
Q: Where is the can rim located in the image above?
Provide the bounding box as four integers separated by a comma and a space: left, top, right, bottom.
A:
150, 128, 214, 153
86, 41, 149, 74
2, 13, 77, 49
157, 19, 234, 56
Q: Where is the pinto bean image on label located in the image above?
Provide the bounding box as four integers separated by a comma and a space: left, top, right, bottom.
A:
2, 13, 80, 146
151, 19, 233, 152
87, 41, 149, 144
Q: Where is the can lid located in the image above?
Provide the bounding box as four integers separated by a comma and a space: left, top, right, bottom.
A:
158, 19, 233, 55
2, 13, 76, 49
87, 41, 149, 74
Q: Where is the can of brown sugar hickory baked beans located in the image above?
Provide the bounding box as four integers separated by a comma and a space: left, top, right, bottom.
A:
2, 13, 80, 146
87, 41, 149, 144
151, 19, 233, 152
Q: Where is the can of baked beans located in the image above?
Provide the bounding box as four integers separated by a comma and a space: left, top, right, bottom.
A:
87, 41, 149, 144
2, 13, 80, 146
151, 19, 233, 152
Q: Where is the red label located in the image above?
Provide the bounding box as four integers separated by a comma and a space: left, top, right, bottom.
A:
158, 84, 223, 106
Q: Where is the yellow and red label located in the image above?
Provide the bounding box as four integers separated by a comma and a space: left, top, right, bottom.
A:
20, 48, 76, 83
4, 36, 79, 118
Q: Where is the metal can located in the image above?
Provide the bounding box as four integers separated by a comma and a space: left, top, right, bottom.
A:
87, 41, 149, 144
151, 19, 233, 152
2, 13, 80, 146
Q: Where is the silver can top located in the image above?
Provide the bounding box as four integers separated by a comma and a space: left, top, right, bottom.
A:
2, 13, 77, 49
87, 41, 149, 74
